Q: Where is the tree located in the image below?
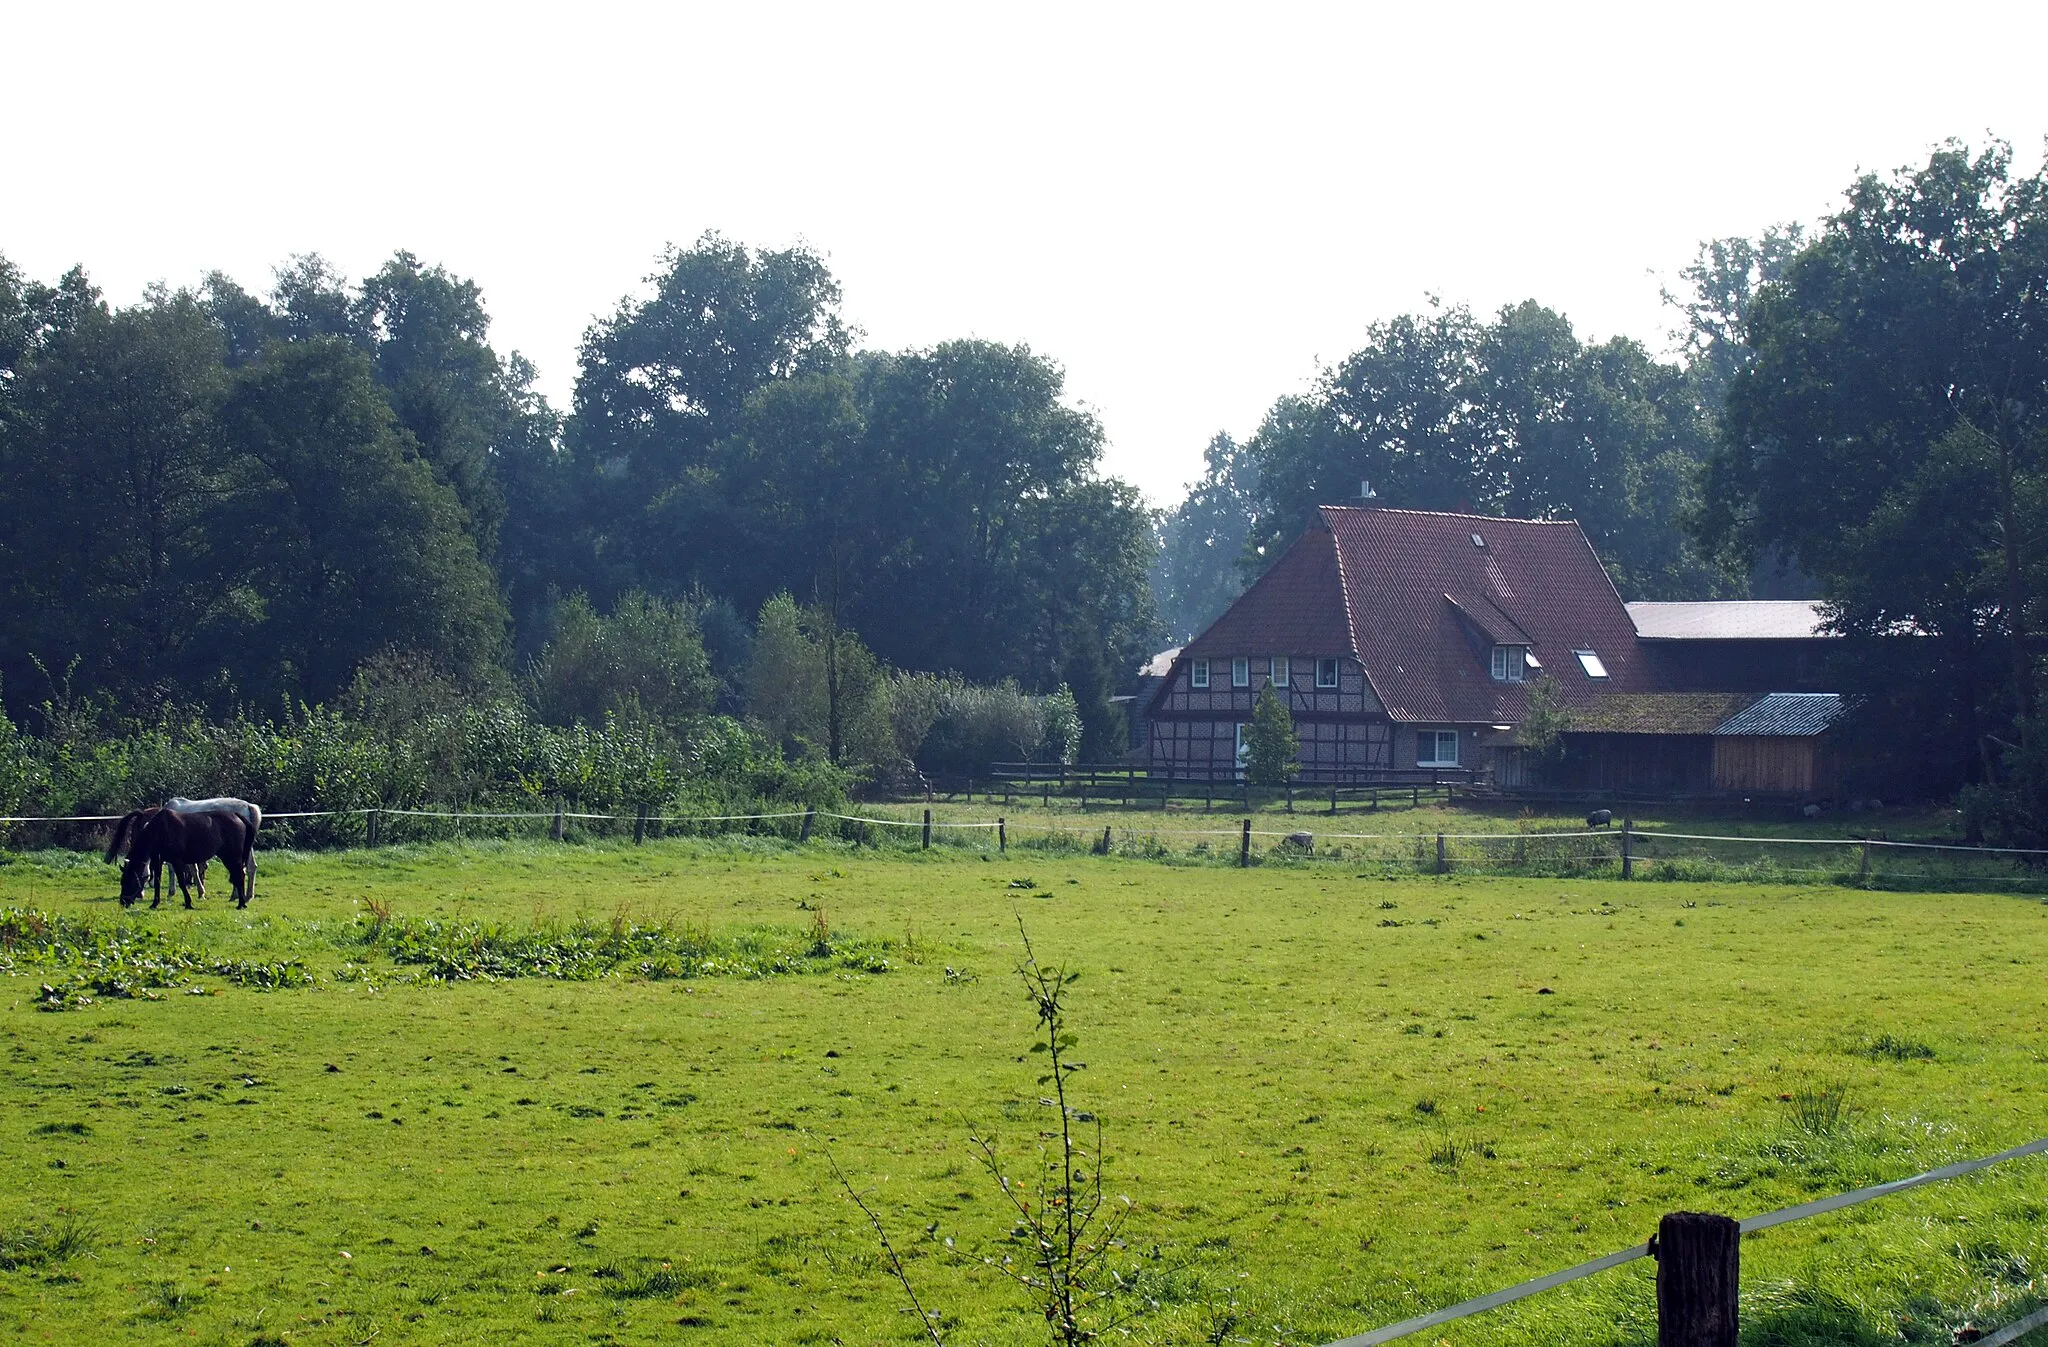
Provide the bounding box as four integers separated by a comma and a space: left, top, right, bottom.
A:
1518, 674, 1572, 774
1239, 301, 1733, 601
353, 251, 520, 554
1663, 225, 1806, 414
524, 591, 718, 733
0, 285, 233, 709
571, 234, 851, 591
218, 338, 507, 702
1243, 685, 1299, 785
1700, 141, 2048, 788
1153, 432, 1259, 642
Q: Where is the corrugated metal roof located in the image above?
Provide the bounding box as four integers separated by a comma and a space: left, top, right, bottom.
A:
1712, 692, 1844, 737
1627, 601, 1832, 640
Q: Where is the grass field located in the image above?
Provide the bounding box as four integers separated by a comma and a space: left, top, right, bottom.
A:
2, 835, 2046, 1345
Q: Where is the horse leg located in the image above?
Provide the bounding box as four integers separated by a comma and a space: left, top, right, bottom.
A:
150, 858, 163, 910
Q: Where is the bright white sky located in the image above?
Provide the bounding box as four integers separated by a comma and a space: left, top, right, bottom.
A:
7, 1, 2046, 504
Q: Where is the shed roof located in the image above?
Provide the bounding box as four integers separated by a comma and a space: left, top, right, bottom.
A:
1570, 692, 1754, 735
1627, 601, 1832, 641
1712, 692, 1844, 737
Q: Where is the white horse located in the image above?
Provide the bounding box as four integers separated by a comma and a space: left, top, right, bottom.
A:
164, 797, 264, 902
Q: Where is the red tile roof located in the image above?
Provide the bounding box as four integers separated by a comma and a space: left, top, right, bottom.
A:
1323, 506, 1657, 722
1181, 524, 1353, 660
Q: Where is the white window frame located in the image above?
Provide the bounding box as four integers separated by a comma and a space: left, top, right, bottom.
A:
1190, 658, 1209, 689
1232, 656, 1249, 688
1491, 645, 1527, 683
1573, 649, 1609, 679
1416, 729, 1460, 767
1316, 657, 1340, 688
1271, 656, 1289, 686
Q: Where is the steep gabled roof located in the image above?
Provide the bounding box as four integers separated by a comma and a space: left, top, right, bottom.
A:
1320, 506, 1658, 723
1181, 522, 1355, 661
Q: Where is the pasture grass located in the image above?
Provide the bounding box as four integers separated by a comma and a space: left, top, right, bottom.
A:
0, 835, 2045, 1344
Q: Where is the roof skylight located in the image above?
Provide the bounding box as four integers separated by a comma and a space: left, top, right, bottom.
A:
1574, 649, 1609, 678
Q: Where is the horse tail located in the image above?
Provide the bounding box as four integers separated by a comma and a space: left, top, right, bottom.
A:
105, 810, 144, 863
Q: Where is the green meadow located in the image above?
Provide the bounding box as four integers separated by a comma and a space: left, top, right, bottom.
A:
2, 835, 2046, 1345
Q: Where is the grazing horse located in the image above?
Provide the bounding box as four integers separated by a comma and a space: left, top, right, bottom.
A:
105, 809, 253, 909
165, 796, 262, 903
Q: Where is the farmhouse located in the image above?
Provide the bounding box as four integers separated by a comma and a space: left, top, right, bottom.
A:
1140, 505, 1842, 796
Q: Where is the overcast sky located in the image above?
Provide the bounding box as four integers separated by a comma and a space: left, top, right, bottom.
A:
8, 1, 2045, 503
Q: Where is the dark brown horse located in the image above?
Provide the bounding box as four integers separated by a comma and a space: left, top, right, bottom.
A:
105, 808, 253, 909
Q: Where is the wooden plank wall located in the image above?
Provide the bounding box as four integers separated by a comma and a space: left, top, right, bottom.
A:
1712, 737, 1816, 794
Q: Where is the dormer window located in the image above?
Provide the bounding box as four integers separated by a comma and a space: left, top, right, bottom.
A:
1490, 645, 1528, 683
1574, 649, 1609, 679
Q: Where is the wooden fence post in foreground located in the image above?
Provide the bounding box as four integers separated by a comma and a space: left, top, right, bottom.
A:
1436, 833, 1447, 874
998, 817, 1006, 852
1655, 1211, 1739, 1347
1239, 818, 1252, 867
922, 808, 932, 850
366, 808, 380, 849
1101, 824, 1113, 855
1622, 817, 1634, 879
550, 801, 565, 842
1859, 837, 1871, 883
799, 808, 815, 843
633, 805, 647, 845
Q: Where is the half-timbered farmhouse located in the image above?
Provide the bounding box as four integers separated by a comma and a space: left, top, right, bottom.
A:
1140, 505, 1843, 795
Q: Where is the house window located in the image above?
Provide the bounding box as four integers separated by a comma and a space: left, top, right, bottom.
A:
1316, 658, 1340, 688
1490, 645, 1528, 683
1573, 649, 1609, 679
1190, 658, 1209, 689
1270, 656, 1289, 686
1232, 657, 1249, 688
1417, 729, 1460, 767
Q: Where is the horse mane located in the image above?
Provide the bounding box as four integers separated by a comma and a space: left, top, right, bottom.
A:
104, 808, 156, 863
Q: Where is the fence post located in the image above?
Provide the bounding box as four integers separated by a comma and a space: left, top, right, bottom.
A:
799, 807, 815, 843
550, 800, 564, 842
1622, 817, 1634, 880
1412, 786, 1420, 808
1859, 836, 1871, 883
366, 808, 380, 849
1655, 1211, 1739, 1347
998, 817, 1006, 852
1099, 825, 1113, 855
1329, 783, 1338, 815
922, 808, 932, 850
634, 805, 647, 845
1239, 818, 1252, 867
1436, 833, 1447, 875
1286, 783, 1295, 814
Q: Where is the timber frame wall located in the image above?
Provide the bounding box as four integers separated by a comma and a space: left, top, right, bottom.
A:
1145, 656, 1396, 780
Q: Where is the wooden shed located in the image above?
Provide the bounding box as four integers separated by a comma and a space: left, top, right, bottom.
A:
1710, 693, 1844, 797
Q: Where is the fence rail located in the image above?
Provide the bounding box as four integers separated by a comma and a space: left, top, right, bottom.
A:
1327, 1135, 2048, 1346
6, 806, 2047, 889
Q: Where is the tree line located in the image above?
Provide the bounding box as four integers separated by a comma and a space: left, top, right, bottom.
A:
7, 138, 2046, 832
